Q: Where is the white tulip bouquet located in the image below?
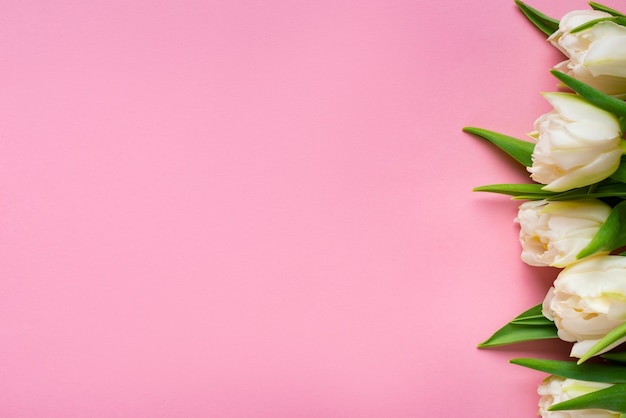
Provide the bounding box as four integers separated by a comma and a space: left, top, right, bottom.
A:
467, 1, 626, 416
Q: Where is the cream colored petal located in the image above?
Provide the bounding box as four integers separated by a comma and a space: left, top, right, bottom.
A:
542, 149, 621, 192
586, 36, 626, 77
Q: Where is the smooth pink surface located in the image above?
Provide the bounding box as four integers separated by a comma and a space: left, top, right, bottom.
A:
0, 0, 612, 417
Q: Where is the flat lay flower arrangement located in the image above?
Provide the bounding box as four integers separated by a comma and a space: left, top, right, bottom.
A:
465, 1, 626, 416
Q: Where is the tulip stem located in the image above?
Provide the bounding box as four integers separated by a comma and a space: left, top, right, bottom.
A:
621, 140, 626, 155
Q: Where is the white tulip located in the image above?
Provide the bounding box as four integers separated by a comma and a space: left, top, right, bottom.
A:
516, 199, 610, 268
543, 255, 626, 358
538, 375, 618, 418
527, 92, 622, 192
550, 10, 626, 98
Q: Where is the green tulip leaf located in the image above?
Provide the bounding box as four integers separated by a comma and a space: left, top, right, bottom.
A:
602, 351, 626, 363
463, 127, 534, 167
551, 70, 626, 118
578, 322, 626, 364
589, 2, 626, 17
546, 181, 626, 201
514, 0, 559, 36
544, 187, 597, 201
473, 183, 552, 199
478, 304, 558, 348
578, 201, 626, 259
611, 166, 626, 184
549, 383, 626, 413
595, 181, 626, 194
570, 17, 625, 33
511, 358, 626, 383
473, 181, 626, 201
510, 313, 555, 326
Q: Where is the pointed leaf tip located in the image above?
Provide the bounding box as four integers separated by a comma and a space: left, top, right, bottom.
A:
463, 127, 534, 167
514, 0, 559, 36
589, 2, 626, 17
478, 304, 558, 348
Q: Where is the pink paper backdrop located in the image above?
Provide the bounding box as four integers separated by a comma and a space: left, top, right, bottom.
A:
0, 0, 612, 416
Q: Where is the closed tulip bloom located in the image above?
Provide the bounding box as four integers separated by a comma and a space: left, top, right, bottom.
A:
538, 375, 618, 418
543, 255, 626, 358
528, 92, 622, 192
516, 199, 610, 268
550, 10, 626, 98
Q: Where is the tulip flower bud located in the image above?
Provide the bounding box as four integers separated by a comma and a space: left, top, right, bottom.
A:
516, 199, 611, 268
538, 375, 618, 418
543, 255, 626, 358
527, 92, 622, 192
550, 10, 626, 98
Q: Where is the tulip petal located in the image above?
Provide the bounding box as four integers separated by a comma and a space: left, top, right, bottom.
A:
542, 148, 621, 192
542, 92, 620, 127
588, 20, 626, 40
567, 121, 620, 142
586, 36, 626, 77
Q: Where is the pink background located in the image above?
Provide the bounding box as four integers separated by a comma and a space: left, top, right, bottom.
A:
0, 0, 613, 416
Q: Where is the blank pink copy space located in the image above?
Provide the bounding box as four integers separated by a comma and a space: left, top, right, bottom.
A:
0, 0, 606, 416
